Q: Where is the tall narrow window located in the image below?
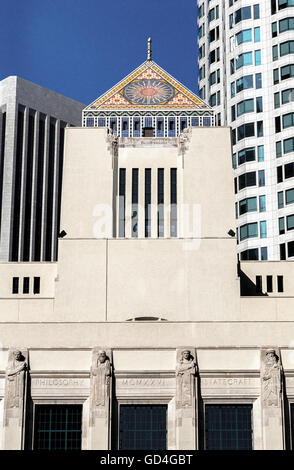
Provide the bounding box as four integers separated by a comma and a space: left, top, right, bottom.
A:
267, 275, 273, 293
180, 117, 187, 132
119, 169, 126, 237
12, 277, 19, 294
34, 405, 82, 450
170, 168, 177, 237
205, 404, 252, 450
157, 117, 164, 137
122, 118, 129, 137
280, 243, 286, 260
260, 220, 267, 238
145, 169, 151, 237
261, 247, 268, 261
11, 105, 25, 261
257, 149, 264, 165
168, 117, 176, 137
256, 275, 262, 294
55, 121, 67, 261
34, 113, 46, 261
279, 217, 285, 234
259, 195, 266, 212
133, 118, 140, 137
23, 277, 30, 294
132, 169, 138, 238
33, 277, 40, 295
119, 405, 167, 450
157, 169, 164, 237
277, 276, 284, 293
110, 118, 117, 135
0, 111, 6, 236
23, 109, 35, 261
44, 118, 56, 261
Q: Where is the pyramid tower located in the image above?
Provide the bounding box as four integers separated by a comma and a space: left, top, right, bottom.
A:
83, 39, 213, 137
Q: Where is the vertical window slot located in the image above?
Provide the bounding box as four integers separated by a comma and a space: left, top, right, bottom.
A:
170, 168, 177, 237
132, 169, 138, 238
266, 275, 273, 293
145, 169, 151, 238
157, 169, 164, 237
118, 169, 126, 237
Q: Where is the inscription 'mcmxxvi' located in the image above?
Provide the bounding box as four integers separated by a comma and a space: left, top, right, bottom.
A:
119, 378, 166, 387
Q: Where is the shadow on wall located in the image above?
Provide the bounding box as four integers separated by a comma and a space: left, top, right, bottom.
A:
238, 266, 268, 297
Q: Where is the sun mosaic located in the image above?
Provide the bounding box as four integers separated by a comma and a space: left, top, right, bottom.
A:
84, 60, 212, 111
122, 79, 176, 106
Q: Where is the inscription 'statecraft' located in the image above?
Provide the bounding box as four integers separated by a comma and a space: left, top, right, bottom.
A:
202, 377, 254, 387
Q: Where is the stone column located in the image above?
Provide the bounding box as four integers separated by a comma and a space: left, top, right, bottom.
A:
175, 347, 198, 450
260, 348, 285, 450
3, 348, 28, 449
89, 348, 112, 449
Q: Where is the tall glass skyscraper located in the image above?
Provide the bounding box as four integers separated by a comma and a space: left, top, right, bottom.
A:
197, 0, 294, 260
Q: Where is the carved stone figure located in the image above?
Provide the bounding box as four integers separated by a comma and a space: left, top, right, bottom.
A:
91, 350, 111, 407
176, 349, 197, 408
262, 349, 282, 407
178, 127, 192, 155
107, 129, 118, 157
5, 349, 27, 410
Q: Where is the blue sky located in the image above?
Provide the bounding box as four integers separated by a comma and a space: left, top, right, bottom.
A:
0, 0, 198, 105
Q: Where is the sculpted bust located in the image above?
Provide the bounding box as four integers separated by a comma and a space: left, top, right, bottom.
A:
262, 349, 282, 407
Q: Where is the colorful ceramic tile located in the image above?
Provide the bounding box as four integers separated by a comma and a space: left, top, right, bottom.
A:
84, 60, 210, 111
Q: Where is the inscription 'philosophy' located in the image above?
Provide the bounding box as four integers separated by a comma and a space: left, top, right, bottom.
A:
33, 378, 85, 387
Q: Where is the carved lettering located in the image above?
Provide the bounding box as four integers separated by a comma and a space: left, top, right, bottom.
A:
120, 378, 166, 387
33, 378, 85, 387
202, 377, 254, 387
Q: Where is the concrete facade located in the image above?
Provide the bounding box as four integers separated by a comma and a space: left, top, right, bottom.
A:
0, 124, 293, 450
0, 59, 293, 450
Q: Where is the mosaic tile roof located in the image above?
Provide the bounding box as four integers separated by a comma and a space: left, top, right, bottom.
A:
84, 61, 210, 111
